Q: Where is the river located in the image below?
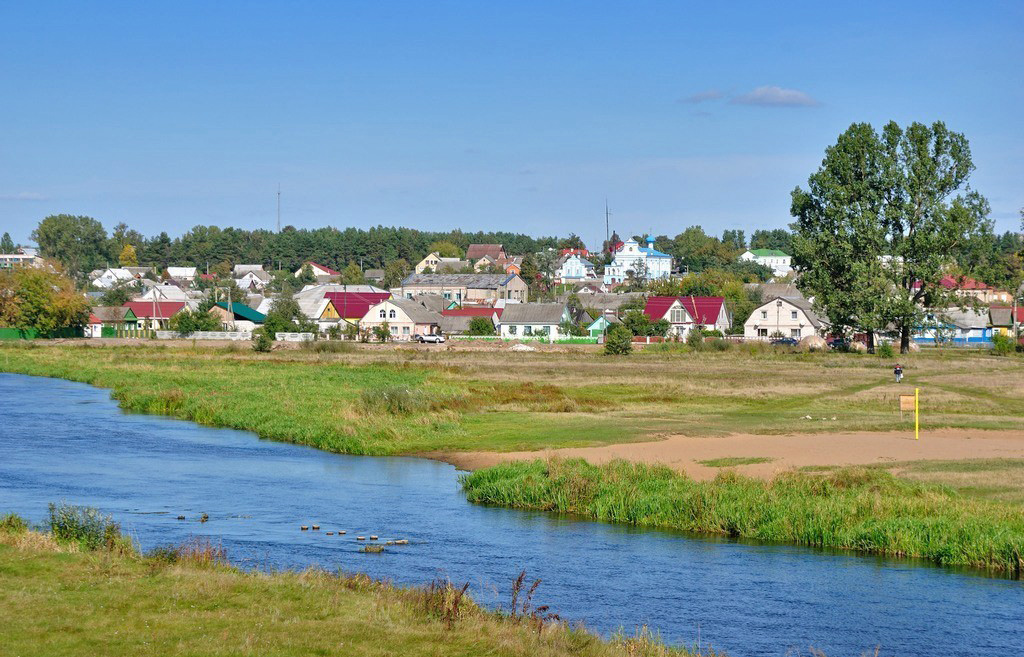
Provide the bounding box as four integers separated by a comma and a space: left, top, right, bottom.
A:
0, 373, 1020, 656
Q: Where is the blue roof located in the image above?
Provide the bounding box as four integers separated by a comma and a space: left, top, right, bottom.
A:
639, 247, 672, 258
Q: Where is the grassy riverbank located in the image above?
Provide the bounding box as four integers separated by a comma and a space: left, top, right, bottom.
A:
0, 513, 706, 657
461, 459, 1024, 575
2, 343, 1024, 457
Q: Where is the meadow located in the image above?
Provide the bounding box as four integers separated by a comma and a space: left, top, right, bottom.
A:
0, 511, 706, 657
461, 459, 1024, 575
1, 342, 1023, 457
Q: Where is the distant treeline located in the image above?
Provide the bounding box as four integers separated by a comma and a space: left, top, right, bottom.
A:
29, 215, 563, 276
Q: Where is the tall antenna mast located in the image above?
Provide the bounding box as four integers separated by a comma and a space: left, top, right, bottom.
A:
276, 184, 281, 233
604, 199, 611, 253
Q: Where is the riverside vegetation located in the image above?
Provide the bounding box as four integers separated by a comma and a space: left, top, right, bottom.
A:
0, 508, 712, 657
461, 459, 1024, 575
3, 343, 1024, 576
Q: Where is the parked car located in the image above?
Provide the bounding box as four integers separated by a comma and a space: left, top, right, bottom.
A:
770, 337, 799, 346
827, 337, 851, 351
416, 333, 445, 344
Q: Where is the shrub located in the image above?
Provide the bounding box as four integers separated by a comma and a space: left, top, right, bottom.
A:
708, 337, 732, 351
467, 316, 496, 336
876, 342, 895, 358
47, 502, 123, 551
1, 512, 28, 534
686, 328, 705, 351
373, 322, 392, 342
991, 333, 1016, 356
300, 340, 354, 353
251, 327, 273, 352
604, 324, 633, 355
359, 385, 428, 415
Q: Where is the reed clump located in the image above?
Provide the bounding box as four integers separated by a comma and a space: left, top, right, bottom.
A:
47, 502, 134, 554
462, 459, 1024, 575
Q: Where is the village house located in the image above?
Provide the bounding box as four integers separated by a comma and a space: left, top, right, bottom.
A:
743, 296, 827, 340
86, 306, 134, 338
643, 296, 731, 339
989, 306, 1022, 338
498, 303, 576, 341
466, 244, 507, 262
914, 308, 992, 346
122, 301, 186, 331
294, 261, 340, 279
232, 265, 271, 291
360, 298, 442, 340
555, 254, 597, 284
91, 268, 135, 289
139, 282, 191, 302
398, 273, 529, 304
739, 249, 793, 277
587, 312, 621, 338
292, 284, 390, 328
604, 236, 673, 285
166, 266, 197, 285
913, 275, 1014, 305
439, 306, 503, 335
414, 252, 470, 273
0, 249, 45, 270
211, 301, 265, 331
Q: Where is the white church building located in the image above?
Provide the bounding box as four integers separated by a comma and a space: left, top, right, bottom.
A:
603, 236, 673, 285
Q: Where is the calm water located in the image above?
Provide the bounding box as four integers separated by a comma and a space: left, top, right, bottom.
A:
0, 373, 1020, 656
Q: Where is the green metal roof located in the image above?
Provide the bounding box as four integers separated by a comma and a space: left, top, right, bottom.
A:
749, 248, 790, 257
214, 301, 265, 323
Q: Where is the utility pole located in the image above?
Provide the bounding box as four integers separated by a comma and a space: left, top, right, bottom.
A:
277, 184, 281, 233
604, 199, 611, 254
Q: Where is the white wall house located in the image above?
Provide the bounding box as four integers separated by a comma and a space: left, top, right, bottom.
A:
91, 268, 135, 289
740, 249, 792, 277
498, 303, 573, 341
743, 296, 827, 340
643, 296, 732, 339
604, 236, 673, 285
360, 298, 442, 341
555, 254, 596, 284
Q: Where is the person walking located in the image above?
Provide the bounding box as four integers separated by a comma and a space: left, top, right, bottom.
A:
893, 363, 903, 383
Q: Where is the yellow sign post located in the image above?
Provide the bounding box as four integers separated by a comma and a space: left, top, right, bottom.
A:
899, 391, 920, 439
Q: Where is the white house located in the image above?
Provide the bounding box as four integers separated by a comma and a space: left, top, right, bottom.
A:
743, 296, 827, 340
604, 236, 673, 285
234, 269, 271, 291
294, 261, 340, 278
91, 268, 135, 289
139, 283, 191, 303
740, 249, 792, 277
415, 252, 468, 274
360, 298, 442, 341
499, 303, 574, 341
166, 266, 198, 284
643, 296, 732, 339
555, 254, 596, 284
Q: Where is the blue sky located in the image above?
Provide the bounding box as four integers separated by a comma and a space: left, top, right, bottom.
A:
2, 1, 1021, 250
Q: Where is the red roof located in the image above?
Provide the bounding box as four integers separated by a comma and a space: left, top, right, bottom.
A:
643, 296, 725, 325
324, 292, 391, 318
560, 248, 590, 257
442, 307, 504, 318
88, 313, 101, 324
307, 261, 341, 276
123, 301, 186, 319
199, 273, 215, 281
912, 276, 997, 291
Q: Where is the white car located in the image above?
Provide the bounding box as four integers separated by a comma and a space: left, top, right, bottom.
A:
416, 333, 445, 344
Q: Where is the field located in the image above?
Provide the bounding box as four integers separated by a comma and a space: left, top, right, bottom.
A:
0, 517, 702, 657
2, 342, 1024, 461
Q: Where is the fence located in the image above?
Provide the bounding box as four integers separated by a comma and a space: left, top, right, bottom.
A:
0, 327, 83, 340
154, 330, 253, 341
274, 332, 315, 342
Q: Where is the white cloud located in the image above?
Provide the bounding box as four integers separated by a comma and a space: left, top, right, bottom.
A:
0, 192, 47, 201
681, 88, 724, 104
732, 86, 820, 107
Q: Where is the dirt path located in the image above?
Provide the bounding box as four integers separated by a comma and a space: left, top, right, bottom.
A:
437, 428, 1024, 479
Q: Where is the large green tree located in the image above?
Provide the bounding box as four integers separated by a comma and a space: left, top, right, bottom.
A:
792, 121, 992, 352
0, 232, 14, 253
31, 214, 109, 278
0, 268, 90, 334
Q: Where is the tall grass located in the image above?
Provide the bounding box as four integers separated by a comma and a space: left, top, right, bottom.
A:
462, 459, 1024, 575
47, 502, 130, 552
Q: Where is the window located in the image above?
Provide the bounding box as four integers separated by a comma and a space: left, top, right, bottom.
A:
402, 326, 410, 335
508, 325, 517, 335
524, 326, 533, 336
758, 328, 768, 337
379, 310, 386, 318
791, 329, 801, 338
671, 307, 684, 323
761, 311, 768, 320
390, 325, 397, 334
443, 292, 451, 300
388, 310, 396, 319
791, 311, 798, 320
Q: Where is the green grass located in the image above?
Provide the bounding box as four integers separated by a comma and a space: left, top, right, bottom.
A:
2, 343, 1024, 458
0, 516, 708, 657
461, 459, 1024, 575
698, 457, 774, 467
